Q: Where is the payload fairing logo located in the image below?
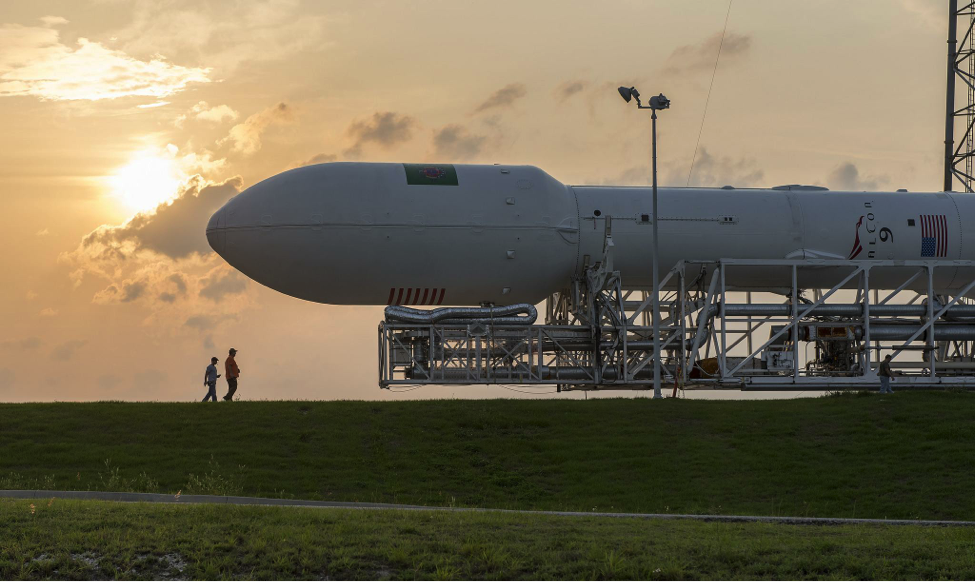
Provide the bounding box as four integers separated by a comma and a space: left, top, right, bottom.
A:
403, 164, 459, 186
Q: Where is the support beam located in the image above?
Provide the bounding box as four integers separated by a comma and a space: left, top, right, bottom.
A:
947, 0, 959, 191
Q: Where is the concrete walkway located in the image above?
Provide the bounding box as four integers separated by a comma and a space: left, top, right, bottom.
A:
2, 489, 973, 528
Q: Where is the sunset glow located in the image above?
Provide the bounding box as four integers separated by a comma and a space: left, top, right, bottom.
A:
0, 1, 958, 402
108, 153, 183, 213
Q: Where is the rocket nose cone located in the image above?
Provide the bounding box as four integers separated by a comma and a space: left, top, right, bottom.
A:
206, 207, 226, 256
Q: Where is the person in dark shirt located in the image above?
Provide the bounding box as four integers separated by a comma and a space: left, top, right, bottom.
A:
878, 354, 894, 394
223, 348, 241, 401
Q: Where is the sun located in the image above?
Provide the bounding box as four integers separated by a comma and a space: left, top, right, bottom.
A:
109, 152, 183, 213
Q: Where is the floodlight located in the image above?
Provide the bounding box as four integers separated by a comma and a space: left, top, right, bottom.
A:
649, 93, 670, 110
615, 83, 670, 400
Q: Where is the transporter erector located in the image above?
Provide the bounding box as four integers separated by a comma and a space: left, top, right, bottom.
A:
206, 163, 975, 391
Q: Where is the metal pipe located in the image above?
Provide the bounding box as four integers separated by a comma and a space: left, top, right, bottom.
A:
384, 304, 538, 325
651, 109, 662, 399
709, 303, 975, 317
867, 324, 975, 341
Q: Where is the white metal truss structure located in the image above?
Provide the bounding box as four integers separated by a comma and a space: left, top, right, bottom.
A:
677, 259, 975, 390
379, 225, 975, 391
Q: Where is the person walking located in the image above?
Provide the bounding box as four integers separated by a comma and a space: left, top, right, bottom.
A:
878, 354, 894, 394
202, 357, 220, 402
223, 347, 240, 401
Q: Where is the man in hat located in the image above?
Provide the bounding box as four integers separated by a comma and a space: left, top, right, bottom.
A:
202, 357, 220, 402
223, 347, 241, 401
878, 354, 894, 394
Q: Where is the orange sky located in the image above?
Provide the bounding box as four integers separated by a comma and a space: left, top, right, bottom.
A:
0, 0, 955, 401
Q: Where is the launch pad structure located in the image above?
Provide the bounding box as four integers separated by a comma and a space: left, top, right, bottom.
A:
376, 3, 975, 393
379, 218, 975, 391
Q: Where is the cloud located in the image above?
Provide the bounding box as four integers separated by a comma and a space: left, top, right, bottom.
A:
133, 369, 167, 392
92, 277, 153, 304
680, 147, 764, 188
826, 162, 888, 191
93, 265, 194, 305
25, 291, 37, 301
431, 125, 487, 161
473, 83, 527, 114
59, 170, 254, 331
640, 147, 764, 188
120, 281, 146, 302
192, 102, 238, 123
1, 337, 42, 350
160, 273, 189, 302
0, 22, 210, 101
600, 166, 651, 186
39, 16, 69, 27
220, 102, 294, 155
97, 374, 121, 390
110, 0, 330, 74
176, 150, 228, 176
75, 176, 242, 262
199, 269, 248, 301
185, 315, 214, 329
663, 32, 751, 75
170, 273, 188, 293
51, 340, 86, 361
556, 80, 588, 102
185, 313, 236, 330
900, 0, 943, 30
176, 101, 239, 127
292, 152, 337, 168
39, 308, 58, 317
36, 228, 49, 236
343, 112, 417, 158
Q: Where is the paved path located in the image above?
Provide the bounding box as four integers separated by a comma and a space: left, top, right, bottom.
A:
2, 489, 972, 528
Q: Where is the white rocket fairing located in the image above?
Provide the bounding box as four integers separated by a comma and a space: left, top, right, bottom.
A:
206, 162, 975, 305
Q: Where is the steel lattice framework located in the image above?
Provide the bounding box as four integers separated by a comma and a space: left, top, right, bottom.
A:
945, 0, 975, 192
379, 216, 975, 391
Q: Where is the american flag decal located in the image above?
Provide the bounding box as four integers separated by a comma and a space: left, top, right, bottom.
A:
920, 214, 948, 257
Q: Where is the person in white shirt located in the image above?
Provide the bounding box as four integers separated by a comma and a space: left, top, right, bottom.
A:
202, 357, 221, 402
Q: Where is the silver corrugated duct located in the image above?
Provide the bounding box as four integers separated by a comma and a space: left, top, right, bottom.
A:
385, 303, 538, 325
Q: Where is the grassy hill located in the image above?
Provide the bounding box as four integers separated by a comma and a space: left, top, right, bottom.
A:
4, 498, 974, 580
3, 393, 975, 520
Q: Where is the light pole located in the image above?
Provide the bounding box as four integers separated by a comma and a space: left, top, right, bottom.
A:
618, 86, 670, 399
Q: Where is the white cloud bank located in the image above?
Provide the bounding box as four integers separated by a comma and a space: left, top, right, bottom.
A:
0, 20, 210, 101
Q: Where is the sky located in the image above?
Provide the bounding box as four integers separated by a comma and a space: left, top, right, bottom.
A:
0, 0, 955, 402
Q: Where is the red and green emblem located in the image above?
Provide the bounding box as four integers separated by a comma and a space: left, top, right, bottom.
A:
404, 164, 458, 186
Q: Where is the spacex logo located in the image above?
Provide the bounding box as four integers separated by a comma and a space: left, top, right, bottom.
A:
847, 206, 895, 260
847, 215, 865, 260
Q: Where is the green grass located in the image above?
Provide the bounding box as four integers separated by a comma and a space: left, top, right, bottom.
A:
2, 498, 974, 580
2, 393, 975, 520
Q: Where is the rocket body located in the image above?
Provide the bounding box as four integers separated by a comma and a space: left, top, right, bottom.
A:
206, 162, 975, 305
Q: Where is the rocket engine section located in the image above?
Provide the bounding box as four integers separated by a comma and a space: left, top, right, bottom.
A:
207, 162, 975, 305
